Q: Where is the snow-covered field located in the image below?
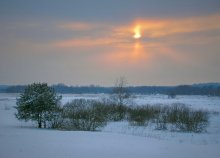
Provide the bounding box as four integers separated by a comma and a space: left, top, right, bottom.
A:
1, 93, 220, 158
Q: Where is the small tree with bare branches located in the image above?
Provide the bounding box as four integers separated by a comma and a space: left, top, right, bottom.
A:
111, 77, 130, 120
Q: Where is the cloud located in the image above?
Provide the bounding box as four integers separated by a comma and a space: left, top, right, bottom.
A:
43, 13, 220, 69
125, 14, 220, 38
52, 13, 220, 49
58, 22, 95, 31
48, 14, 219, 68
52, 37, 128, 48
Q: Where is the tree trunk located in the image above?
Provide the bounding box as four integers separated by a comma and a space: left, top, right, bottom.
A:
38, 121, 42, 128
38, 114, 42, 128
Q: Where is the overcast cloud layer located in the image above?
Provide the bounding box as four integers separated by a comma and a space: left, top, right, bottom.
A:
0, 0, 220, 86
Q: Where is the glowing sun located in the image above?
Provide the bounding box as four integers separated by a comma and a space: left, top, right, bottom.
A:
133, 25, 141, 39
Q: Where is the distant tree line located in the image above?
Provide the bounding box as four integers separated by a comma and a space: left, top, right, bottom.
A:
168, 85, 220, 96
1, 83, 220, 96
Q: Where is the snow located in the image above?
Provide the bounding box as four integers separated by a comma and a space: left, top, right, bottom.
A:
60, 93, 102, 104
1, 93, 220, 158
61, 94, 220, 112
133, 94, 220, 112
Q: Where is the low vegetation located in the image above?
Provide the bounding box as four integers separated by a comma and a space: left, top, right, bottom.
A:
128, 105, 161, 126
14, 83, 209, 132
128, 104, 209, 133
57, 100, 208, 132
165, 104, 209, 132
62, 99, 108, 131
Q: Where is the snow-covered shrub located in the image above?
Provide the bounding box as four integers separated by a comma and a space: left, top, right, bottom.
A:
167, 92, 176, 99
166, 104, 209, 132
155, 112, 168, 130
105, 103, 128, 121
98, 97, 129, 121
127, 103, 208, 132
47, 106, 63, 129
128, 105, 161, 126
62, 99, 108, 131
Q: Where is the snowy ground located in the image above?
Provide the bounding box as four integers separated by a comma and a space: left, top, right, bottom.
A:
0, 93, 220, 158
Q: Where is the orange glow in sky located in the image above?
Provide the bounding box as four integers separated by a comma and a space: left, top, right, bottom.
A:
133, 25, 141, 39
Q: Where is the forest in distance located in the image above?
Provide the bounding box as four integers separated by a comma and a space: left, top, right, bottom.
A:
1, 83, 220, 96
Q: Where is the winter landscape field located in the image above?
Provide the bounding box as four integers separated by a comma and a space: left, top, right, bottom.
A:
1, 93, 220, 158
1, 0, 220, 158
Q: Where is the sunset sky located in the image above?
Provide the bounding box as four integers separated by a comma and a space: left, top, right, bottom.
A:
0, 0, 220, 86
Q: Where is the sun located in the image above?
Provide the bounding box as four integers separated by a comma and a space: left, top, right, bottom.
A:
133, 25, 141, 39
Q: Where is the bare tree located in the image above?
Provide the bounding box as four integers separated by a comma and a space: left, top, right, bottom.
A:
112, 77, 130, 106
111, 77, 130, 120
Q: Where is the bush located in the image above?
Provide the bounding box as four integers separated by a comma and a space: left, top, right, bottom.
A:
48, 106, 64, 129
128, 105, 161, 126
167, 92, 176, 99
106, 104, 128, 121
155, 112, 168, 130
175, 107, 207, 132
62, 99, 108, 131
99, 98, 128, 121
164, 104, 209, 132
127, 103, 208, 133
